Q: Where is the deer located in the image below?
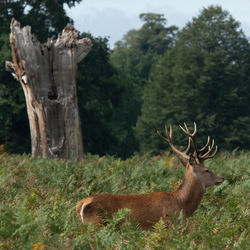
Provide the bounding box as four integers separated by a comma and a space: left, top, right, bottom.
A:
76, 123, 224, 230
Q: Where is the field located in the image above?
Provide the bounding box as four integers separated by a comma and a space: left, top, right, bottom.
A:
0, 151, 249, 249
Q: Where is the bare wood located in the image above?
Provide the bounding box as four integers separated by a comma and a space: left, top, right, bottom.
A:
179, 122, 218, 162
157, 125, 191, 160
6, 19, 92, 160
76, 123, 224, 229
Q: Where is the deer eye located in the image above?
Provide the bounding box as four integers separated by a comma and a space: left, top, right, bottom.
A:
205, 169, 209, 173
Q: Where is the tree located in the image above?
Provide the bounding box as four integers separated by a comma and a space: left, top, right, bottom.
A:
136, 6, 250, 153
0, 0, 80, 41
77, 33, 124, 156
112, 13, 177, 90
0, 0, 81, 153
110, 13, 178, 157
6, 20, 92, 160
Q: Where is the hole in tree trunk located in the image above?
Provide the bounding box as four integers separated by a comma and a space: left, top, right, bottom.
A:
48, 86, 58, 100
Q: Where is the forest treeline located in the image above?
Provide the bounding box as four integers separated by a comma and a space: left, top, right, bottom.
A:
1, 1, 250, 158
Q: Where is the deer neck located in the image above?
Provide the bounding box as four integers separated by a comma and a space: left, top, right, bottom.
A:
176, 172, 205, 217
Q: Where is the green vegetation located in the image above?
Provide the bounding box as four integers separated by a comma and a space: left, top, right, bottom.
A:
1, 4, 250, 157
0, 152, 249, 249
77, 33, 124, 156
110, 13, 178, 157
136, 6, 250, 154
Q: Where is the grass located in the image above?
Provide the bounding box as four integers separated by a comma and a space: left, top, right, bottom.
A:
0, 151, 249, 249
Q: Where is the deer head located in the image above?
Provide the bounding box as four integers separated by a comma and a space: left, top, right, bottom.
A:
157, 122, 224, 189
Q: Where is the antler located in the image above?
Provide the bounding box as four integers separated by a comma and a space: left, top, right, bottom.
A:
157, 125, 191, 160
179, 122, 218, 162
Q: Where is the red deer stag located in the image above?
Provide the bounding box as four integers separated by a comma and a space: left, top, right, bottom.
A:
76, 123, 224, 229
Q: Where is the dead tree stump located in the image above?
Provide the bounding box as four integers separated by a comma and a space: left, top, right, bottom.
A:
5, 19, 92, 160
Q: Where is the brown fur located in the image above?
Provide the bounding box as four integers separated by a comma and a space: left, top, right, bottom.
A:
76, 161, 224, 230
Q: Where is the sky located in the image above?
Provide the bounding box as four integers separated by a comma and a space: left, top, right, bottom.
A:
65, 0, 250, 48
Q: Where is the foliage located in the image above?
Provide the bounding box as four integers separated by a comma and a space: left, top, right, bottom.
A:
0, 0, 81, 41
136, 6, 250, 153
0, 151, 249, 249
77, 33, 125, 156
0, 32, 30, 153
110, 13, 178, 157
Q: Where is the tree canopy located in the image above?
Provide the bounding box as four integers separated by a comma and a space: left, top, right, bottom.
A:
110, 13, 178, 157
136, 6, 250, 154
77, 33, 124, 156
0, 0, 81, 40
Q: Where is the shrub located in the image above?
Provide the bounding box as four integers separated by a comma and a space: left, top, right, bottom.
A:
0, 151, 249, 249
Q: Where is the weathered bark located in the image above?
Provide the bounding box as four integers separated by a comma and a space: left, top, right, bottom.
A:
5, 19, 92, 160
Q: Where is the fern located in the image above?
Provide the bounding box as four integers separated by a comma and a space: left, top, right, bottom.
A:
0, 152, 249, 249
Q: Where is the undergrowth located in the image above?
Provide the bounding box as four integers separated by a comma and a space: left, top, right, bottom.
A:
0, 151, 249, 249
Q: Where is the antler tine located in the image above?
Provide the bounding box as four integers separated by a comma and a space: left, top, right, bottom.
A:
157, 130, 168, 143
179, 123, 187, 134
200, 139, 218, 160
205, 145, 218, 159
193, 121, 197, 136
184, 122, 189, 133
158, 125, 189, 160
201, 144, 218, 160
165, 124, 172, 140
179, 122, 197, 137
201, 139, 214, 158
173, 122, 192, 155
183, 137, 192, 154
157, 125, 173, 144
179, 122, 199, 158
199, 136, 211, 152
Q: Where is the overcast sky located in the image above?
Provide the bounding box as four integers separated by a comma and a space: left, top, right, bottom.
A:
65, 0, 250, 48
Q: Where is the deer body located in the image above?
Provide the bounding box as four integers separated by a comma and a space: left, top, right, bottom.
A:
77, 192, 183, 229
76, 123, 224, 229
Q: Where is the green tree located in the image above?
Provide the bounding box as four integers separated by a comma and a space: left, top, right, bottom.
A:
111, 13, 178, 157
0, 0, 81, 153
136, 6, 250, 153
0, 32, 30, 152
0, 0, 80, 40
77, 33, 124, 156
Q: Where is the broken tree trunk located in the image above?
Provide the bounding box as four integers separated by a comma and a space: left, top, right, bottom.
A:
6, 19, 92, 160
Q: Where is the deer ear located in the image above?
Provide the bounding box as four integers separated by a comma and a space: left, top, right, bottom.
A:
189, 155, 197, 166
178, 156, 188, 167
